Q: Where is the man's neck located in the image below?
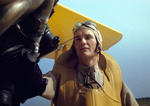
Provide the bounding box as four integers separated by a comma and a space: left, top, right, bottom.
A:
78, 55, 98, 67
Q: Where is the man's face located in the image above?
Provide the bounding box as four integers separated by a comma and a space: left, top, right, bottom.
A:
74, 28, 97, 60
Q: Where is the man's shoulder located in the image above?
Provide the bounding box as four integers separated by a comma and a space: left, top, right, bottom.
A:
54, 50, 77, 70
99, 51, 122, 84
52, 50, 77, 78
99, 51, 121, 70
55, 50, 76, 64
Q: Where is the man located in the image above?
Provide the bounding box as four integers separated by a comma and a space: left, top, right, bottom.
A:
45, 21, 139, 106
0, 0, 59, 106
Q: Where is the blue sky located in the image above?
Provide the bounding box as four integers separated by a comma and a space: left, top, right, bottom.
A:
21, 0, 150, 105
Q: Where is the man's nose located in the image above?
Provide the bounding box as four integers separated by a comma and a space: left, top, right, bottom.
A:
80, 38, 86, 45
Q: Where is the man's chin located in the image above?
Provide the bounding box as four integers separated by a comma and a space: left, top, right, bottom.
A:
79, 52, 91, 57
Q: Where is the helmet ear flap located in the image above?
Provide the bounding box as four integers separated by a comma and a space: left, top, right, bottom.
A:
96, 30, 102, 51
69, 42, 77, 56
91, 29, 102, 53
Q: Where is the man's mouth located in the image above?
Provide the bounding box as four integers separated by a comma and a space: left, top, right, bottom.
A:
80, 47, 89, 51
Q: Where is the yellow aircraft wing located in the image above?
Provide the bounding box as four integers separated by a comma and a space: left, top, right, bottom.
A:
45, 3, 123, 60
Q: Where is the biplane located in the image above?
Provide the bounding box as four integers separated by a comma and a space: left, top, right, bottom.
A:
0, 2, 123, 106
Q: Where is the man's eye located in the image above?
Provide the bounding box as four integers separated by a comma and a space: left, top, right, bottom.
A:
86, 36, 91, 39
75, 38, 81, 41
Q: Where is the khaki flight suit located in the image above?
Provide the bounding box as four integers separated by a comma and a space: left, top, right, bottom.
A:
50, 50, 138, 106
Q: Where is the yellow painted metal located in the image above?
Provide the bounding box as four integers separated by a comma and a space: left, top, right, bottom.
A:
45, 3, 123, 60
